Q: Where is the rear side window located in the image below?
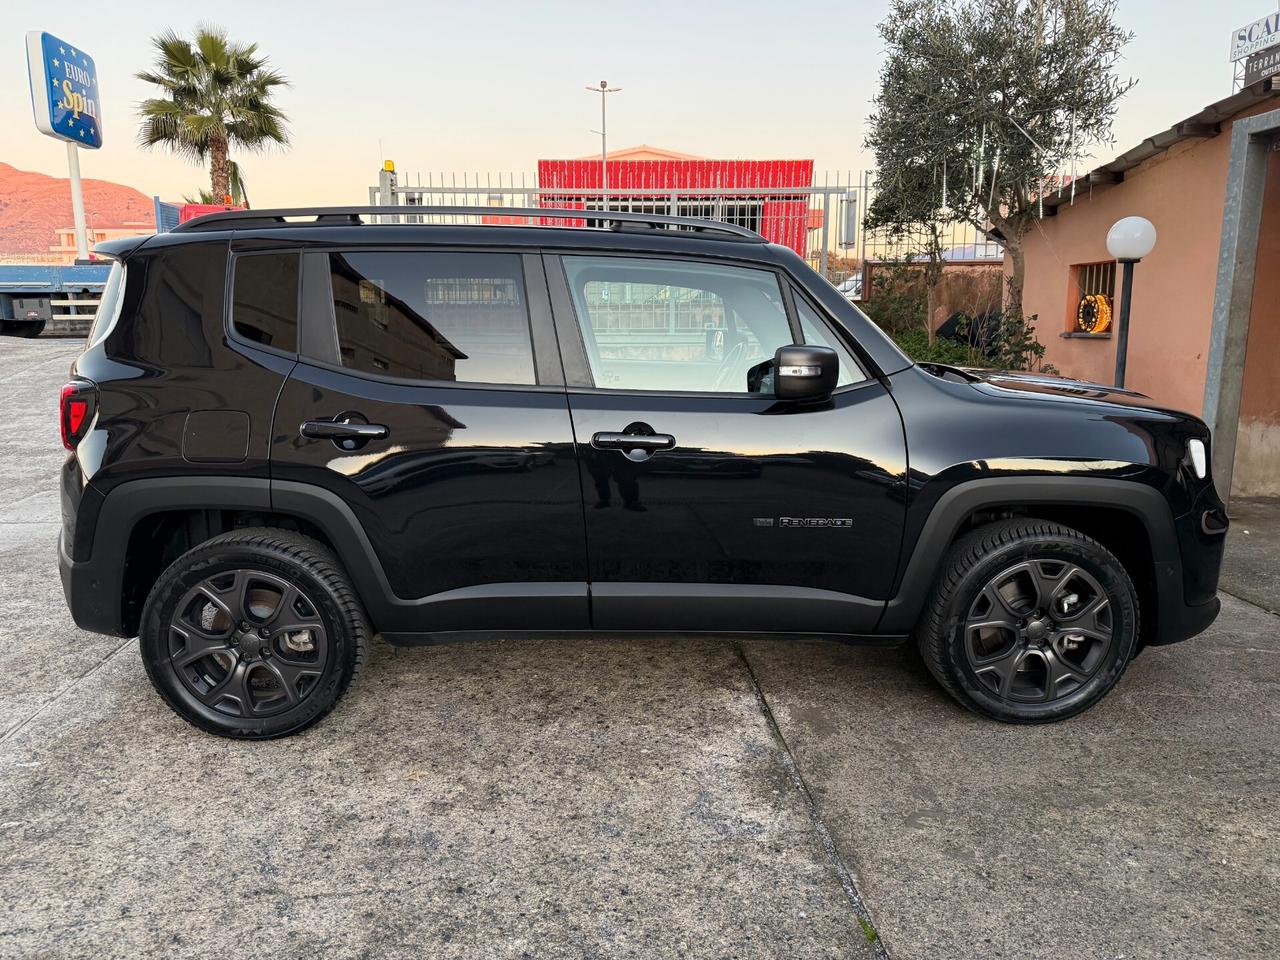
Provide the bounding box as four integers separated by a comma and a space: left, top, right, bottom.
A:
327, 251, 536, 385
85, 259, 125, 349
232, 252, 300, 353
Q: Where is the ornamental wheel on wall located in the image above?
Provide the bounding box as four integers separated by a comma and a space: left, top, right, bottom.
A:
1076, 293, 1112, 333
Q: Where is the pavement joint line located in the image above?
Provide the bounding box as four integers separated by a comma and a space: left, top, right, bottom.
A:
0, 354, 81, 386
0, 636, 135, 746
1219, 590, 1279, 616
732, 639, 890, 960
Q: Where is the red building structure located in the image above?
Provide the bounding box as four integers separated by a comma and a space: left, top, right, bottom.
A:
535, 146, 816, 256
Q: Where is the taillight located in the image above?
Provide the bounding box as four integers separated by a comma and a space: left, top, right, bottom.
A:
60, 380, 96, 451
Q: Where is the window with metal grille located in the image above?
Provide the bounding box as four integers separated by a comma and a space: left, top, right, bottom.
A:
1070, 261, 1117, 334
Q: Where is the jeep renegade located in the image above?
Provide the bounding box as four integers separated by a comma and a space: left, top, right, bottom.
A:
57, 207, 1228, 738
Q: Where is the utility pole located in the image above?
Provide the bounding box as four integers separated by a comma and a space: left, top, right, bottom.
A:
586, 80, 621, 201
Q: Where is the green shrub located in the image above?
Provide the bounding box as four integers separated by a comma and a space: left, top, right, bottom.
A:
892, 327, 984, 366
862, 261, 1057, 373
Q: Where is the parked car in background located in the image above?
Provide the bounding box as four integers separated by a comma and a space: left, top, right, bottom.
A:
834, 274, 862, 301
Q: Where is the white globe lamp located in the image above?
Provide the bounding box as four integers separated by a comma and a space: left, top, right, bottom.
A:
1106, 216, 1156, 388
1106, 216, 1157, 262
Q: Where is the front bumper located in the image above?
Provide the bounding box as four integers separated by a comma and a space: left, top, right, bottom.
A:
1148, 494, 1228, 646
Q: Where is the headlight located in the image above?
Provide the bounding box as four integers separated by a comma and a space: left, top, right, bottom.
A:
1187, 438, 1207, 479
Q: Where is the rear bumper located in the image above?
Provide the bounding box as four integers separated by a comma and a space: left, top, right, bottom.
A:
58, 528, 128, 637
1149, 589, 1221, 646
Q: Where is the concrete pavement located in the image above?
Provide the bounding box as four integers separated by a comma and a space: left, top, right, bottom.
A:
1, 338, 1276, 958
1221, 496, 1280, 614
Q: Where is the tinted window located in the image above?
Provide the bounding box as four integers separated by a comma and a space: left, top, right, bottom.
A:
563, 256, 792, 393
232, 253, 299, 352
795, 294, 864, 387
130, 242, 225, 367
328, 251, 535, 385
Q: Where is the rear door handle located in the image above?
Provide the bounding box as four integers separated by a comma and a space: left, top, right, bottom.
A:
591, 432, 675, 452
300, 419, 389, 441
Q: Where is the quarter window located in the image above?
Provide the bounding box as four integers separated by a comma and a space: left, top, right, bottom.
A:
562, 256, 793, 393
232, 252, 300, 353
794, 294, 865, 387
327, 251, 536, 385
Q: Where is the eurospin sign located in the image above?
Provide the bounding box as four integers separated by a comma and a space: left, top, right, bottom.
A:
25, 31, 102, 149
1231, 11, 1280, 63
24, 30, 101, 261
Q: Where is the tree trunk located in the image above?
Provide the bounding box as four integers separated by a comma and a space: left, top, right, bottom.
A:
1004, 239, 1026, 321
924, 225, 946, 343
209, 136, 231, 202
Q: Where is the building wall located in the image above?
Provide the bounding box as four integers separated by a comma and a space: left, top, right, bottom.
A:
1233, 150, 1280, 497
1018, 103, 1280, 496
1018, 131, 1235, 416
48, 225, 151, 264
1017, 101, 1280, 496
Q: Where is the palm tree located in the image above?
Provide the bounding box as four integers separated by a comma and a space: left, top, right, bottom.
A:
136, 26, 289, 202
185, 161, 247, 205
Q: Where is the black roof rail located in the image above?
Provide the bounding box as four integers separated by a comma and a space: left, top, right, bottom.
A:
171, 205, 767, 241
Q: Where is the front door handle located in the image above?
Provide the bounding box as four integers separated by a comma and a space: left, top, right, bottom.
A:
591, 432, 675, 451
591, 431, 676, 464
300, 420, 389, 441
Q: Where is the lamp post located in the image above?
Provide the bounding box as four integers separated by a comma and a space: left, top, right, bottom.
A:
1105, 216, 1157, 388
586, 80, 621, 200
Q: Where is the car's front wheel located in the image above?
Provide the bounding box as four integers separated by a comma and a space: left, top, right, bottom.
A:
917, 519, 1139, 723
139, 529, 368, 739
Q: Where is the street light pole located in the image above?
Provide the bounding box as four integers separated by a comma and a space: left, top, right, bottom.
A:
1105, 216, 1157, 389
586, 80, 621, 201
1114, 258, 1136, 388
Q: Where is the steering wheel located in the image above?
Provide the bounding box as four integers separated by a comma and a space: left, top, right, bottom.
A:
711, 341, 748, 392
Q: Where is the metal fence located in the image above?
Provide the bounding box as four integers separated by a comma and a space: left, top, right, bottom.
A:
367, 168, 1002, 288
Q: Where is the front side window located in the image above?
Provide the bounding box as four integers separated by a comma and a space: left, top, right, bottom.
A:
232, 252, 299, 353
794, 294, 865, 387
562, 256, 792, 393
328, 251, 535, 385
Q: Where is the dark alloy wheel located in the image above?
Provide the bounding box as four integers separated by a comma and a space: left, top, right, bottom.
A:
139, 529, 368, 739
167, 570, 330, 718
917, 518, 1139, 723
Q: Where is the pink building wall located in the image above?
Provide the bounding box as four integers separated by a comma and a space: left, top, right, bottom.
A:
1016, 102, 1280, 495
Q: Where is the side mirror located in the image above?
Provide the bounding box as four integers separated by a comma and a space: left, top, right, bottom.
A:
774, 344, 838, 403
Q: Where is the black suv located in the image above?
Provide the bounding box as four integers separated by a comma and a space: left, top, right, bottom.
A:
58, 207, 1228, 738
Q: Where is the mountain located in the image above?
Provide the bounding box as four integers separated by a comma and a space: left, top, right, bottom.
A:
0, 162, 155, 254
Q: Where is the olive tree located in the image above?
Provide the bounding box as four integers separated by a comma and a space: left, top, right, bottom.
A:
865, 0, 1136, 320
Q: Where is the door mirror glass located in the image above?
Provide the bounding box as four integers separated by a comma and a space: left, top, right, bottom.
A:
774, 344, 838, 402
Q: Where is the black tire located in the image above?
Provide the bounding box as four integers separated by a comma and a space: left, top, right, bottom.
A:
139, 528, 368, 739
18, 319, 47, 338
916, 518, 1139, 724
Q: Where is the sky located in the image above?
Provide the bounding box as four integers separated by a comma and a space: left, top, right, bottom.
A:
0, 0, 1273, 207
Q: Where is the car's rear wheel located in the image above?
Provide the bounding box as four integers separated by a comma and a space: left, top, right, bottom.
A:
917, 518, 1139, 723
139, 529, 368, 739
